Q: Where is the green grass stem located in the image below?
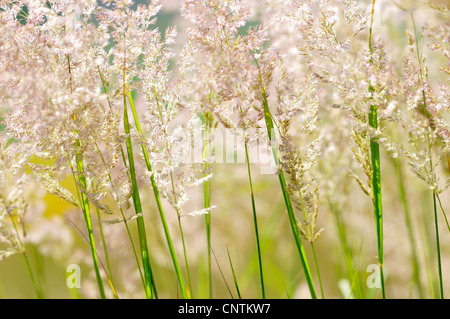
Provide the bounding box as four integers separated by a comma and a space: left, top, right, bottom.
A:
127, 92, 189, 299
202, 115, 213, 299
411, 12, 444, 299
93, 142, 147, 291
260, 84, 317, 299
75, 146, 106, 299
123, 86, 156, 299
227, 247, 242, 299
243, 135, 265, 299
368, 0, 386, 299
433, 191, 444, 299
95, 206, 115, 296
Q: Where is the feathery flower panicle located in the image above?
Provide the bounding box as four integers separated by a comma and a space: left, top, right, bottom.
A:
137, 23, 194, 216
275, 0, 400, 198
0, 1, 169, 298
272, 50, 324, 242
271, 0, 370, 235
180, 0, 265, 132
97, 0, 196, 218
422, 20, 450, 145
182, 0, 326, 240
179, 0, 270, 212
380, 14, 450, 193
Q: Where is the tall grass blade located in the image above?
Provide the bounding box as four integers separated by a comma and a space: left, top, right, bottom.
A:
211, 247, 234, 298
75, 150, 106, 299
127, 92, 189, 299
433, 191, 444, 299
436, 193, 450, 233
202, 114, 213, 299
226, 247, 242, 299
123, 87, 155, 299
368, 0, 386, 299
310, 243, 324, 298
260, 84, 317, 299
67, 54, 105, 298
243, 139, 265, 299
368, 104, 386, 299
64, 215, 119, 298
411, 12, 443, 299
96, 207, 114, 290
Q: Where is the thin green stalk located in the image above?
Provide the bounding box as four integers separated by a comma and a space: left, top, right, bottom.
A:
70, 136, 119, 299
169, 170, 193, 297
433, 191, 444, 299
97, 69, 151, 294
310, 243, 324, 299
95, 207, 115, 294
172, 175, 194, 298
418, 191, 439, 298
368, 0, 386, 299
121, 216, 148, 293
368, 105, 386, 299
75, 154, 106, 299
202, 115, 212, 299
204, 178, 212, 299
127, 92, 189, 299
260, 84, 317, 299
283, 281, 291, 299
243, 138, 265, 299
411, 12, 444, 299
123, 86, 155, 299
64, 214, 119, 298
436, 193, 450, 233
176, 213, 193, 298
97, 71, 158, 297
392, 158, 423, 298
68, 54, 105, 298
211, 247, 234, 299
227, 248, 242, 299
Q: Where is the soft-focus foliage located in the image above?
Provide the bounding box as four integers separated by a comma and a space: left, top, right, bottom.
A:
0, 0, 449, 299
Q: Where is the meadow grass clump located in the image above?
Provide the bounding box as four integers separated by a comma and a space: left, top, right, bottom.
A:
0, 0, 449, 299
